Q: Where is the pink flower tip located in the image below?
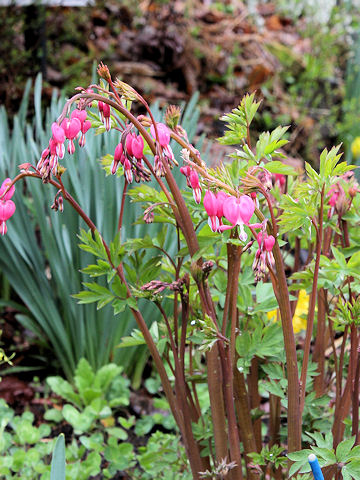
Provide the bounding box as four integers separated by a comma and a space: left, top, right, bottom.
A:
150, 122, 171, 147
71, 109, 87, 125
132, 135, 144, 160
51, 122, 65, 144
0, 178, 15, 200
203, 191, 218, 216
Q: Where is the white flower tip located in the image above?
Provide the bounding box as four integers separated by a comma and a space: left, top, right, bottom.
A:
308, 454, 317, 462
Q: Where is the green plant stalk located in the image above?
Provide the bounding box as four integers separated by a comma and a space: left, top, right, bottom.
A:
179, 290, 189, 374
300, 186, 325, 414
327, 316, 340, 399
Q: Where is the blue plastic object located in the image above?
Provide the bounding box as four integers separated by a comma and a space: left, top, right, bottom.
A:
308, 454, 324, 480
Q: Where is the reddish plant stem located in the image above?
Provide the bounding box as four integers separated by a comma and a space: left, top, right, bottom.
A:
234, 366, 260, 480
166, 321, 202, 428
206, 347, 229, 463
221, 243, 233, 336
221, 241, 249, 479
248, 357, 262, 452
300, 185, 325, 414
217, 342, 243, 480
117, 178, 128, 234
259, 188, 300, 453
352, 349, 360, 443
333, 325, 358, 447
338, 325, 349, 398
227, 243, 242, 366
272, 241, 301, 453
138, 96, 230, 471
327, 317, 340, 399
313, 288, 326, 397
174, 225, 181, 348
269, 393, 281, 448
155, 301, 178, 358
179, 291, 189, 374
107, 89, 230, 455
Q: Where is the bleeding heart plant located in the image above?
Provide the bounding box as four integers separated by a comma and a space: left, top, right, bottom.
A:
2, 62, 360, 480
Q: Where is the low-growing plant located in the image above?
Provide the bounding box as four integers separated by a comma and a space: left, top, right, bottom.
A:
2, 62, 360, 478
0, 377, 183, 480
45, 358, 129, 434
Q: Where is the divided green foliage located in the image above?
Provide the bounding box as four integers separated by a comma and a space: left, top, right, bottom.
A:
236, 321, 284, 374
255, 125, 289, 162
279, 145, 356, 234
218, 92, 261, 145
288, 434, 360, 479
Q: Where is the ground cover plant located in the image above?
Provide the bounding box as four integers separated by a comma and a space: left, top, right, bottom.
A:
0, 358, 189, 479
2, 63, 360, 479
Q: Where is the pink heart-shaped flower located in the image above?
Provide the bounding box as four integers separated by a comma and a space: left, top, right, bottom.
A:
71, 109, 87, 125
0, 200, 16, 222
62, 118, 81, 140
51, 122, 65, 144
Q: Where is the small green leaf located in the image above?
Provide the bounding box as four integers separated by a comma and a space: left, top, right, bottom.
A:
336, 437, 355, 461
265, 161, 298, 175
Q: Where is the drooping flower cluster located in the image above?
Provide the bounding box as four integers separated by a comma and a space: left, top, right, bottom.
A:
273, 173, 286, 192
327, 171, 359, 218
202, 186, 275, 278
37, 109, 91, 182
0, 178, 16, 236
252, 232, 275, 280
180, 166, 202, 204
111, 131, 149, 183
98, 101, 111, 131
150, 123, 177, 177
203, 190, 262, 241
203, 190, 228, 232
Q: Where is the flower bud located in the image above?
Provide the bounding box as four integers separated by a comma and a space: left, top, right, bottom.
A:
165, 105, 181, 129
97, 62, 111, 82
113, 79, 138, 101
